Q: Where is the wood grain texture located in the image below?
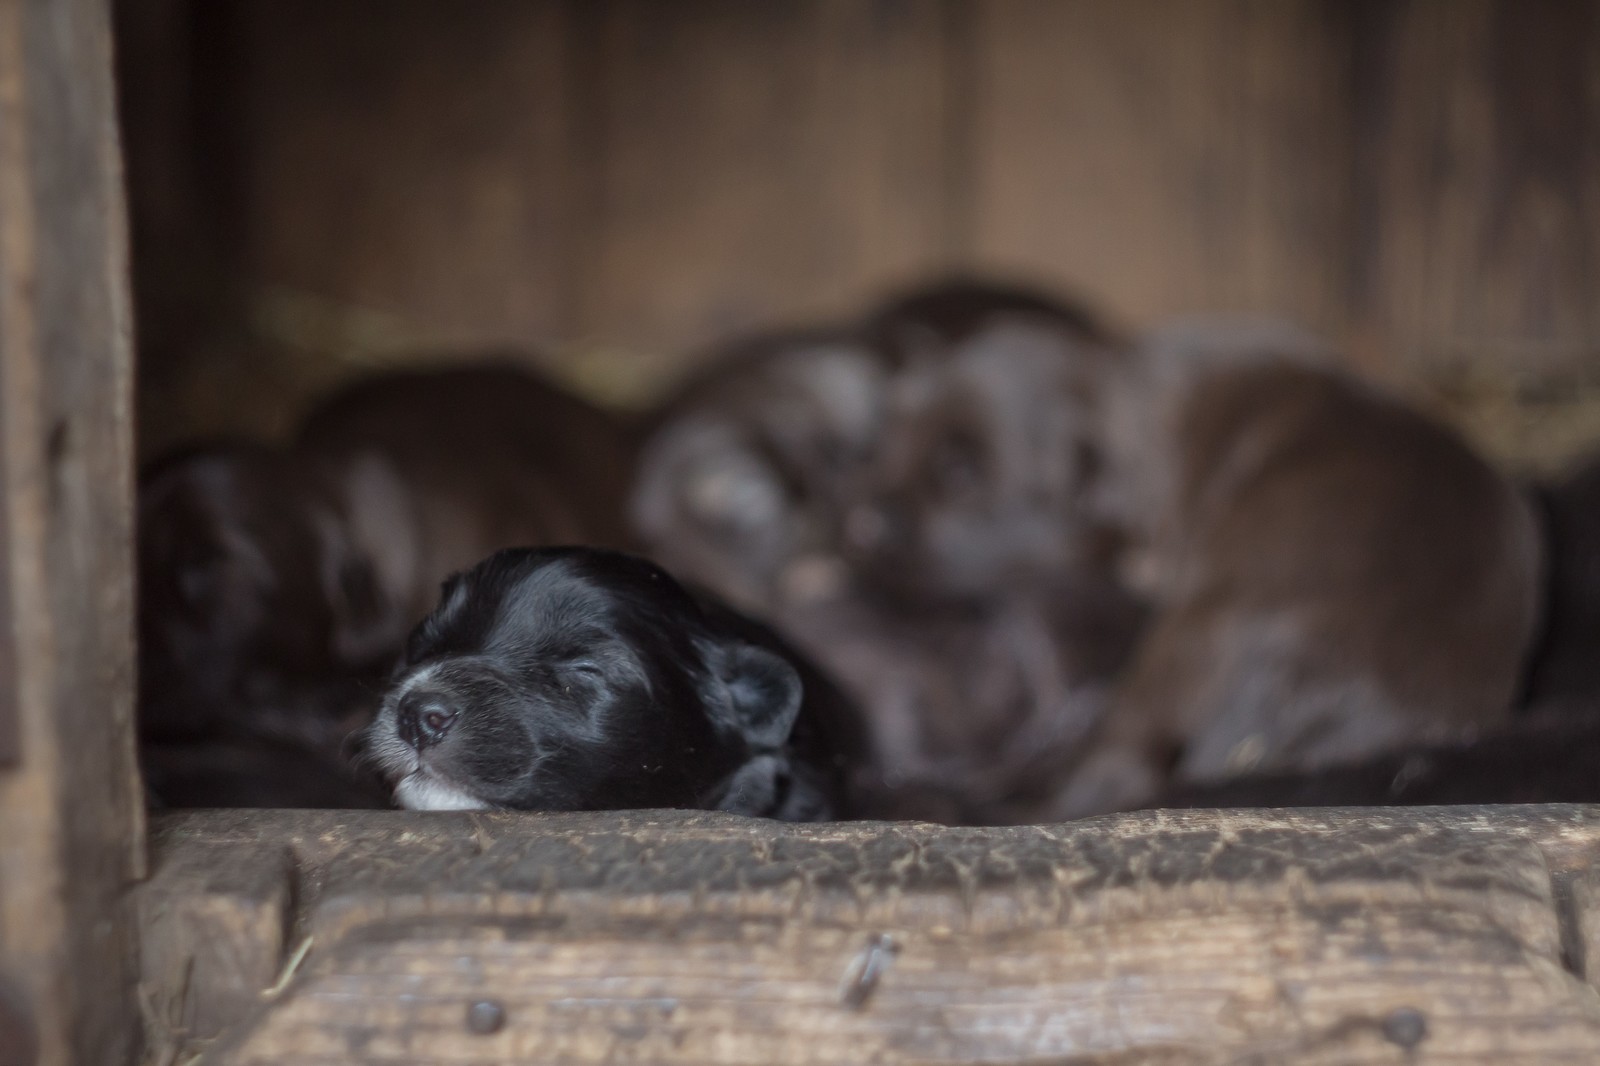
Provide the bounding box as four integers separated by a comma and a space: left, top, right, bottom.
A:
137, 842, 294, 1055
0, 344, 12, 770
122, 0, 1600, 419
111, 0, 230, 362
1570, 865, 1598, 988
0, 0, 143, 1063
236, 0, 577, 354
137, 806, 1600, 1064
1355, 0, 1600, 378
969, 0, 1356, 344
217, 0, 953, 397
570, 0, 954, 385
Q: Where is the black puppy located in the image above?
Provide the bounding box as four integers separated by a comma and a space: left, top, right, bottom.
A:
354, 547, 860, 820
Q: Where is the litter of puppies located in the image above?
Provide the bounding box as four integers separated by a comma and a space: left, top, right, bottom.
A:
136, 280, 1600, 821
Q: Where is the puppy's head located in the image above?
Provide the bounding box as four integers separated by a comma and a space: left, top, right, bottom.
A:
137, 445, 407, 745
844, 318, 1120, 602
631, 332, 890, 611
866, 277, 1116, 354
355, 547, 828, 817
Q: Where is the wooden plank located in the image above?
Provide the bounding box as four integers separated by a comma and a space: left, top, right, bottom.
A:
112, 0, 228, 361
1354, 0, 1600, 379
136, 843, 294, 1057
0, 342, 12, 770
234, 0, 577, 355
128, 1, 583, 460
137, 807, 1600, 1063
0, 0, 144, 1062
571, 0, 954, 391
970, 0, 1356, 346
216, 0, 952, 404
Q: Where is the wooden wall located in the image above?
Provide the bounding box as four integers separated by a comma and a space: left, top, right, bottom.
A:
2, 0, 144, 1063
118, 0, 1600, 464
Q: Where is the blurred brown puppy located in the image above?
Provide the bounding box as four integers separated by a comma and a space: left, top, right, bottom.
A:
1055, 318, 1544, 817
844, 303, 1122, 604
865, 276, 1111, 354
139, 443, 373, 750
630, 324, 888, 615
779, 571, 1146, 823
631, 281, 1144, 821
632, 279, 1118, 616
138, 363, 637, 806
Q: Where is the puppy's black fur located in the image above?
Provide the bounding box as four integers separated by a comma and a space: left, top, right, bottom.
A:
355, 547, 861, 820
1519, 454, 1600, 712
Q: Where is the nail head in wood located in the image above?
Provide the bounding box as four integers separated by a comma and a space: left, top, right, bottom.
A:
466, 999, 506, 1035
1383, 1006, 1429, 1050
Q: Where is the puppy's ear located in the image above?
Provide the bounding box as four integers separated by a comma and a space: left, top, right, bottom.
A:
713, 643, 803, 750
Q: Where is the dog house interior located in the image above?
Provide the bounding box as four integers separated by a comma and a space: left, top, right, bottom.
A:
9, 1, 1600, 1063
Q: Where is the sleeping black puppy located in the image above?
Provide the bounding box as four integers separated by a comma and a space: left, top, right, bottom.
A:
354, 547, 861, 820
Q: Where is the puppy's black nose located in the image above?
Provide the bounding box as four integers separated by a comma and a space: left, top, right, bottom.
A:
396, 691, 460, 752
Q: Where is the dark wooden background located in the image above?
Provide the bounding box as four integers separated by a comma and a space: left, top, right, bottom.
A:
115, 0, 1600, 465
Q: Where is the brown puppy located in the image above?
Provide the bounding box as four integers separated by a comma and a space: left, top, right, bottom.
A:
138, 363, 637, 806
630, 325, 889, 615
864, 275, 1113, 356
630, 281, 1141, 822
1055, 318, 1544, 817
844, 310, 1121, 603
295, 364, 639, 626
632, 280, 1117, 616
778, 570, 1146, 823
137, 443, 374, 749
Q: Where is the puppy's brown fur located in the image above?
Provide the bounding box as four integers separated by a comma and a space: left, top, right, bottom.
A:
295, 364, 638, 629
777, 571, 1146, 823
1056, 320, 1544, 816
632, 280, 1119, 615
630, 327, 889, 614
139, 363, 637, 806
844, 315, 1121, 602
631, 283, 1139, 822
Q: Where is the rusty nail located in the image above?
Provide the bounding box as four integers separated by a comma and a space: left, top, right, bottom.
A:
1381, 1006, 1428, 1049
839, 933, 900, 1010
466, 999, 506, 1035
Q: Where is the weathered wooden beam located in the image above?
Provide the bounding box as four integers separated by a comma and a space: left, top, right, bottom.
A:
142, 806, 1600, 1064
0, 0, 143, 1063
136, 841, 294, 1063
1353, 0, 1600, 379
969, 0, 1356, 347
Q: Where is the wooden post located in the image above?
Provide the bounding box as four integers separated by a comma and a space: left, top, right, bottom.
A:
0, 1, 144, 1064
